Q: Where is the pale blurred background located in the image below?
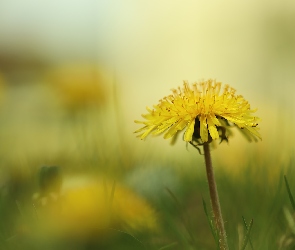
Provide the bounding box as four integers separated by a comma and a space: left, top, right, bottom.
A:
0, 1, 295, 249
0, 0, 293, 164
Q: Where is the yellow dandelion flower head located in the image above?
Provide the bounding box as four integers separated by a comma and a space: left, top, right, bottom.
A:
135, 79, 261, 144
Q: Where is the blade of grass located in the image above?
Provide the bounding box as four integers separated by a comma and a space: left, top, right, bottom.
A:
284, 175, 295, 211
108, 228, 146, 249
202, 198, 219, 248
109, 180, 116, 209
15, 200, 24, 218
165, 187, 196, 246
242, 216, 254, 250
103, 178, 108, 205
241, 219, 253, 250
108, 180, 116, 224
159, 242, 178, 250
283, 207, 295, 235
103, 179, 116, 225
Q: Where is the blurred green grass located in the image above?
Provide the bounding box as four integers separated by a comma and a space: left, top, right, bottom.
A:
1, 152, 294, 249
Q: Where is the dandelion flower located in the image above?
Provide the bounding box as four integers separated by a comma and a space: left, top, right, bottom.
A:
135, 79, 261, 143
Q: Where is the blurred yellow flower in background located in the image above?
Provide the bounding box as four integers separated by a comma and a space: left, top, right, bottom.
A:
135, 79, 261, 143
36, 175, 158, 239
113, 183, 158, 232
47, 63, 107, 110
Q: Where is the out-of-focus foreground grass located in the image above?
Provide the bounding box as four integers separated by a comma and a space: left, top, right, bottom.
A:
0, 66, 294, 250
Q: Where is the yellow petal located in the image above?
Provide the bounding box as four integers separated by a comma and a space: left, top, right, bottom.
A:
139, 125, 157, 140
207, 115, 219, 140
164, 119, 187, 139
184, 119, 195, 142
199, 115, 208, 142
153, 117, 179, 135
244, 126, 262, 140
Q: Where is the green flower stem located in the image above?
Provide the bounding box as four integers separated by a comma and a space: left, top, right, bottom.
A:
203, 142, 228, 250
